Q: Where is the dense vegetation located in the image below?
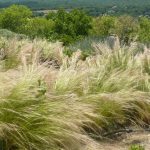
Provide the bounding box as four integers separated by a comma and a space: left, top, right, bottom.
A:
0, 0, 150, 16
0, 3, 150, 150
0, 5, 150, 46
0, 31, 150, 149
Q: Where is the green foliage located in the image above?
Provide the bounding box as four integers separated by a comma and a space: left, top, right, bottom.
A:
0, 0, 150, 16
0, 5, 32, 32
47, 9, 92, 45
114, 15, 139, 44
138, 17, 150, 44
0, 5, 92, 45
21, 17, 55, 39
91, 15, 139, 44
0, 13, 2, 28
129, 145, 145, 150
0, 5, 149, 46
91, 15, 117, 37
46, 11, 57, 20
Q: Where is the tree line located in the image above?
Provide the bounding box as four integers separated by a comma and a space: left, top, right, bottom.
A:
0, 0, 150, 17
0, 5, 150, 45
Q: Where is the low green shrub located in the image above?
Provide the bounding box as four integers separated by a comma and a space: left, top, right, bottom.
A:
129, 145, 145, 150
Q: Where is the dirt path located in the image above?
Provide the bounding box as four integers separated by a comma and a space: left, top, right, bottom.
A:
83, 131, 150, 150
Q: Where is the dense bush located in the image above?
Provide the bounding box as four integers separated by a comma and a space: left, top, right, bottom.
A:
21, 17, 55, 39
114, 15, 139, 44
138, 17, 150, 45
0, 5, 92, 45
0, 0, 150, 17
0, 5, 150, 46
91, 15, 141, 44
46, 9, 92, 45
91, 15, 117, 37
0, 5, 32, 32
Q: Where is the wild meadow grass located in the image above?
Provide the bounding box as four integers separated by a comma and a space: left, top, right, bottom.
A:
0, 37, 150, 149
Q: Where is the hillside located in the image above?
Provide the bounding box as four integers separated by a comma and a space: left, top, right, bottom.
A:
0, 0, 150, 16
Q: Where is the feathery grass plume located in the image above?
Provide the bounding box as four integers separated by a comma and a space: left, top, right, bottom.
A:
53, 42, 147, 95
0, 37, 21, 70
52, 41, 150, 138
0, 37, 64, 70
19, 38, 64, 69
35, 39, 64, 66
92, 42, 136, 70
141, 55, 150, 75
81, 91, 150, 137
0, 65, 91, 150
54, 68, 86, 95
53, 50, 89, 95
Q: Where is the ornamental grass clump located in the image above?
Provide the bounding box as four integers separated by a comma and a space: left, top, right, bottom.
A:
0, 66, 91, 150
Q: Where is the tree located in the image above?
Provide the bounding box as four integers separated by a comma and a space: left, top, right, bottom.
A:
54, 9, 76, 38
138, 17, 150, 45
70, 9, 92, 36
46, 12, 57, 21
47, 9, 92, 45
114, 15, 139, 44
91, 15, 117, 37
0, 13, 2, 28
0, 5, 32, 32
22, 17, 55, 39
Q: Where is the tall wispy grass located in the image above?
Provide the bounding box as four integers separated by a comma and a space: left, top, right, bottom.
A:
0, 65, 92, 150
54, 43, 150, 95
0, 36, 150, 149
